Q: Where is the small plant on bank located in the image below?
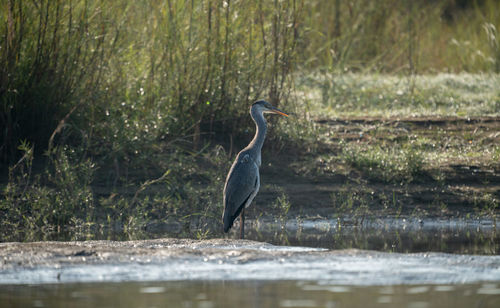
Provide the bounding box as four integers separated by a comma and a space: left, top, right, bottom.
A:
331, 186, 372, 224
341, 143, 423, 184
474, 193, 498, 219
270, 187, 292, 223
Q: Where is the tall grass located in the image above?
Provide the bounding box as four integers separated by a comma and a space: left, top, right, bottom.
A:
1, 0, 301, 164
299, 0, 500, 73
2, 0, 499, 163
0, 1, 119, 161
0, 0, 301, 237
1, 0, 499, 237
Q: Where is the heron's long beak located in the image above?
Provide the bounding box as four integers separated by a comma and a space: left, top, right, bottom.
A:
271, 107, 289, 117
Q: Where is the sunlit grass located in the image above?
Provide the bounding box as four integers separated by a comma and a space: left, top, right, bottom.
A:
340, 142, 424, 184
1, 0, 499, 239
296, 73, 500, 117
301, 0, 500, 73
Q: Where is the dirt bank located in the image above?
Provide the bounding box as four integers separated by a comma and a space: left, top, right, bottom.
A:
1, 238, 500, 285
256, 116, 500, 217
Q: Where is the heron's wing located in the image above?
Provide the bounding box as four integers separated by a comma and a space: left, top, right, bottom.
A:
223, 152, 258, 231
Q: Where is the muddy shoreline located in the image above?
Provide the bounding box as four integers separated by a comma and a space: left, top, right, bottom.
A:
254, 116, 500, 218
1, 238, 500, 285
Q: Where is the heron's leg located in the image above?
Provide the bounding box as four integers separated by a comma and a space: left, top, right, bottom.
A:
240, 208, 245, 239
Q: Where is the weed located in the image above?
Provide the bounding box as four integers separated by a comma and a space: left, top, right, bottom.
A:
270, 187, 292, 222
196, 229, 211, 240
331, 187, 372, 221
2, 0, 500, 240
474, 193, 499, 218
342, 143, 423, 184
1, 143, 95, 232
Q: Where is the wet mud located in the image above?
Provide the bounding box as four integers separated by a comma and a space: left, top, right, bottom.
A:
1, 238, 500, 285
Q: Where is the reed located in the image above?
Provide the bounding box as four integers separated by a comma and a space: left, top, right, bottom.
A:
1, 0, 499, 238
1, 0, 302, 163
299, 0, 500, 73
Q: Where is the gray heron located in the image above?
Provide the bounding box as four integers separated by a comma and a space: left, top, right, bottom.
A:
222, 100, 289, 239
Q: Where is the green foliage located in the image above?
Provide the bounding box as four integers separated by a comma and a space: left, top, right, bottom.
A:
3, 0, 499, 162
1, 143, 95, 232
0, 0, 301, 239
300, 0, 500, 73
1, 0, 500, 239
330, 187, 371, 220
0, 140, 231, 239
271, 188, 292, 220
1, 0, 116, 161
297, 73, 500, 117
342, 143, 423, 184
1, 0, 301, 163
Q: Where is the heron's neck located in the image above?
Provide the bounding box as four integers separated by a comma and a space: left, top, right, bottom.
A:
248, 107, 267, 155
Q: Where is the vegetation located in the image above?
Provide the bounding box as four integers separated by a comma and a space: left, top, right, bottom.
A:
1, 0, 499, 240
297, 73, 500, 117
301, 0, 500, 73
341, 143, 423, 184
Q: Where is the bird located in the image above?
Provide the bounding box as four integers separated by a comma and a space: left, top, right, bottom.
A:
222, 100, 288, 239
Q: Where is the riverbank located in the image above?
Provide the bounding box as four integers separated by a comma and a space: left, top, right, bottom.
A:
1, 238, 500, 285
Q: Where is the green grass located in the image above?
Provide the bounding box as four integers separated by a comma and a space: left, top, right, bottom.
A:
1, 0, 301, 239
296, 73, 500, 117
1, 0, 300, 163
1, 0, 500, 240
341, 143, 423, 184
300, 0, 500, 73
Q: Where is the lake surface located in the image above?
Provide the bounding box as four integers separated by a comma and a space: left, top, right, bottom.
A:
1, 217, 499, 308
12, 216, 497, 254
2, 281, 500, 308
244, 217, 499, 255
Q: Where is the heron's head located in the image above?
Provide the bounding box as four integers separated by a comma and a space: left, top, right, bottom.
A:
252, 100, 288, 117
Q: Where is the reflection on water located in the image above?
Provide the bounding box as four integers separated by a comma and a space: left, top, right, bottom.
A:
1, 281, 499, 308
243, 217, 499, 255
1, 217, 499, 307
4, 217, 498, 255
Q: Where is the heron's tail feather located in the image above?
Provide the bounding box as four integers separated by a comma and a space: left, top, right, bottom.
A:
223, 212, 233, 233
222, 204, 244, 233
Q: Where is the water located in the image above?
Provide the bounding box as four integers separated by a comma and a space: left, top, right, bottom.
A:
2, 281, 500, 308
1, 217, 499, 307
244, 217, 499, 254
12, 216, 497, 254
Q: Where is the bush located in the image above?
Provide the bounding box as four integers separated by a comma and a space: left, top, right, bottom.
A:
1, 0, 301, 164
1, 143, 95, 232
